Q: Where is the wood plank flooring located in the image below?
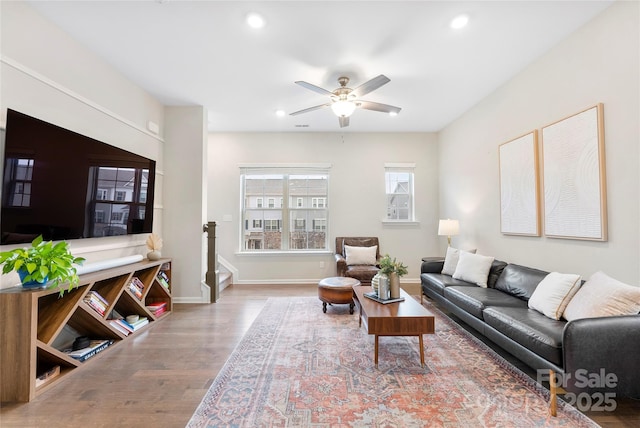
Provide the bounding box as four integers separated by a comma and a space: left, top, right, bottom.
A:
0, 284, 637, 427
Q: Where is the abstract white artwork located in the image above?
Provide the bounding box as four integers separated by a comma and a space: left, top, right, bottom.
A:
499, 131, 540, 236
542, 104, 607, 241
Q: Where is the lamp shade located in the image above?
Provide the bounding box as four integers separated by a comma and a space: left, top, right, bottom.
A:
438, 219, 459, 236
331, 100, 356, 117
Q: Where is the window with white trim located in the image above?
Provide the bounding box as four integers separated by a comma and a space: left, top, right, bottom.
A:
240, 165, 330, 252
385, 163, 415, 221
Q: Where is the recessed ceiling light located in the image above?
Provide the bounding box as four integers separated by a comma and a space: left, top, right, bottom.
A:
450, 14, 469, 29
246, 13, 266, 29
389, 111, 398, 117
275, 110, 286, 117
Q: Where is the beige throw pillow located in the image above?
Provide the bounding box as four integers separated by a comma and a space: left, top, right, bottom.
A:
563, 271, 640, 321
344, 245, 377, 266
441, 247, 477, 276
528, 272, 582, 320
452, 252, 494, 288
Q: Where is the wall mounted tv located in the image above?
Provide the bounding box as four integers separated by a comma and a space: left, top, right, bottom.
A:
1, 109, 156, 245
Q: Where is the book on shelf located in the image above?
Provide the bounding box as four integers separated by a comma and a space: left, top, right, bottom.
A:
156, 271, 170, 289
109, 320, 131, 336
146, 302, 167, 312
114, 319, 135, 334
128, 277, 144, 300
88, 290, 109, 307
151, 306, 167, 317
363, 291, 405, 304
83, 291, 108, 316
129, 317, 149, 331
35, 365, 60, 388
64, 339, 114, 362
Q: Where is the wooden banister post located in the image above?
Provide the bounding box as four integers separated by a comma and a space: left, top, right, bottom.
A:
203, 221, 219, 303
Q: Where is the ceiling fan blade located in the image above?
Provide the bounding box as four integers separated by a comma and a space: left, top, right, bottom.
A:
295, 81, 335, 96
339, 116, 350, 128
289, 103, 331, 116
351, 74, 390, 98
357, 100, 402, 115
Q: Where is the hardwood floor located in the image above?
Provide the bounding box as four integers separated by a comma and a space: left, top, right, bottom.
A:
0, 284, 637, 427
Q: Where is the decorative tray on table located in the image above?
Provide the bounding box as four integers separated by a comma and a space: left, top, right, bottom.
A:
363, 291, 405, 304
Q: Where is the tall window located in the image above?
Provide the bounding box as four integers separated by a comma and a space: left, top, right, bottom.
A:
385, 163, 415, 221
241, 165, 330, 252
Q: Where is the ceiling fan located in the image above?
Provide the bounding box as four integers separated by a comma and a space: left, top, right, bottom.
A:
290, 74, 402, 128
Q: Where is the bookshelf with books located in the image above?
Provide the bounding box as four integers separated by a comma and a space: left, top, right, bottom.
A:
0, 258, 172, 402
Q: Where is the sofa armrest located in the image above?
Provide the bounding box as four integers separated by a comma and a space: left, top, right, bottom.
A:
421, 257, 444, 274
335, 254, 347, 276
563, 315, 640, 398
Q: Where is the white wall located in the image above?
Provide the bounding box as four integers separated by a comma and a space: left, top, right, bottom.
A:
0, 2, 166, 289
207, 132, 440, 284
163, 107, 208, 301
438, 1, 639, 284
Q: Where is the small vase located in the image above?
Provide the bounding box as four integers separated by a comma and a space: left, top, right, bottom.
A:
147, 250, 161, 261
371, 273, 381, 295
389, 272, 401, 299
378, 274, 390, 300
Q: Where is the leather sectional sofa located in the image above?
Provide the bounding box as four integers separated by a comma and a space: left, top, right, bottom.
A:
420, 258, 640, 413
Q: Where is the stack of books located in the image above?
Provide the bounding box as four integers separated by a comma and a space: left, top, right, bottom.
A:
64, 339, 113, 362
109, 320, 131, 336
146, 301, 167, 317
128, 316, 149, 331
108, 316, 149, 334
128, 277, 145, 300
156, 271, 170, 289
84, 291, 109, 316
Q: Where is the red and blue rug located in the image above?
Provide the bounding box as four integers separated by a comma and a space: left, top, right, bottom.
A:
188, 296, 597, 427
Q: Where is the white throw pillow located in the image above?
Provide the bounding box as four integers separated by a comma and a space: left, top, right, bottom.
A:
452, 252, 495, 288
344, 245, 377, 266
528, 272, 582, 320
441, 247, 477, 276
563, 271, 640, 321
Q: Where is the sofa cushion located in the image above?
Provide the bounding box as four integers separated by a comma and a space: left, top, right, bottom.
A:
421, 273, 474, 297
444, 286, 528, 319
441, 247, 476, 275
452, 252, 495, 287
344, 245, 377, 266
563, 271, 640, 321
483, 306, 565, 366
487, 260, 508, 289
528, 272, 582, 320
494, 264, 548, 301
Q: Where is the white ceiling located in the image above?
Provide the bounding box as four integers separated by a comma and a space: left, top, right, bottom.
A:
28, 0, 613, 133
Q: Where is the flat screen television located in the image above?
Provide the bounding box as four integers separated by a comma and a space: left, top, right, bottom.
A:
1, 109, 156, 245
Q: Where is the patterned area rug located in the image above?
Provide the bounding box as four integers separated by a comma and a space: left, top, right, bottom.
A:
188, 296, 597, 427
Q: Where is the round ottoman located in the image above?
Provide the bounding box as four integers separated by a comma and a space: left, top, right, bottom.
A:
318, 276, 360, 314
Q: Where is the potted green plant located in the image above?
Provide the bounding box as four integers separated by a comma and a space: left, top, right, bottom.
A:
0, 235, 86, 294
379, 254, 408, 299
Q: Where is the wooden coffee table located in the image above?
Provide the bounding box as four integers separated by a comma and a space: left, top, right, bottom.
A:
352, 285, 435, 367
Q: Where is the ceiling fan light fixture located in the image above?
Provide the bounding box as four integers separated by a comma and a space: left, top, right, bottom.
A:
331, 100, 356, 117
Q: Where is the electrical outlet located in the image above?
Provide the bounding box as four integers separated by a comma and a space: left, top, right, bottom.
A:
319, 261, 325, 269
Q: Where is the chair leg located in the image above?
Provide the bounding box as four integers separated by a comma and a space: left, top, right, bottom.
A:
549, 369, 557, 417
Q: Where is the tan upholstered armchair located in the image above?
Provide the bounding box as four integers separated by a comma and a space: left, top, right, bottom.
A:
334, 237, 381, 285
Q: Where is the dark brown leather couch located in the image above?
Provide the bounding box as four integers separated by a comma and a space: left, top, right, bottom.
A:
334, 237, 380, 285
